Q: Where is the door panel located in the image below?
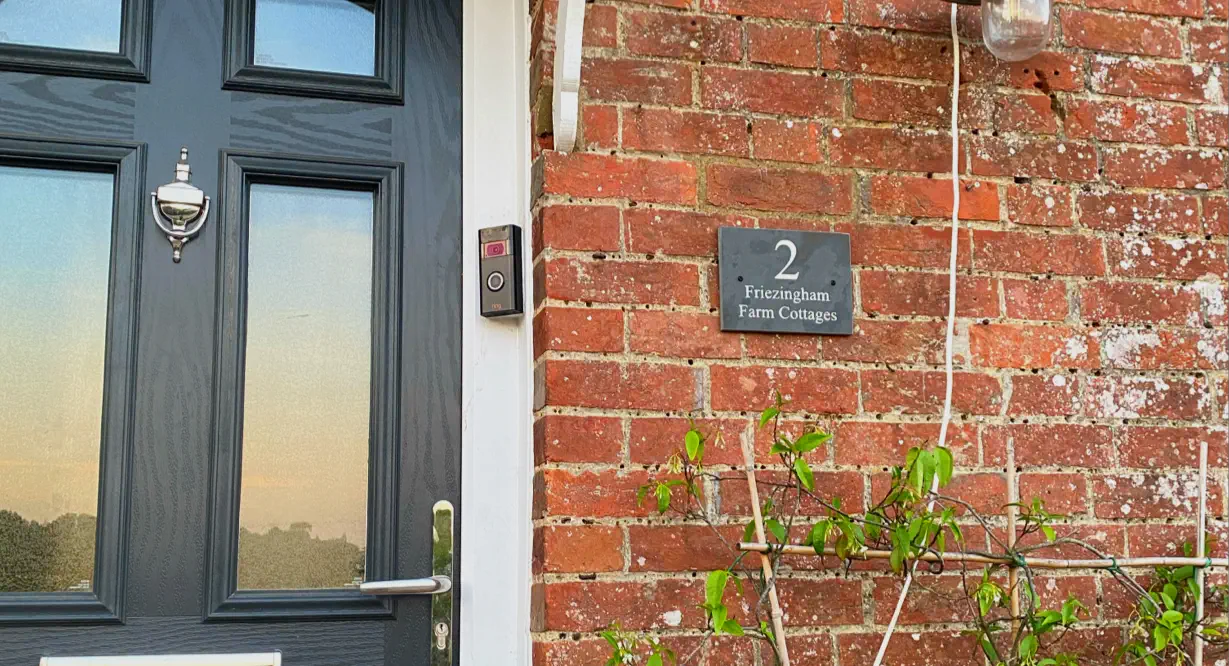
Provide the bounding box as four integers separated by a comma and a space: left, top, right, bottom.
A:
0, 0, 461, 662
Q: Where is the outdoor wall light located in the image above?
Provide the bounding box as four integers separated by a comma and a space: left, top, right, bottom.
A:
943, 0, 1053, 62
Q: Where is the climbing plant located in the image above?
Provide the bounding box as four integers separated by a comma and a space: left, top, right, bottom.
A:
605, 396, 1227, 666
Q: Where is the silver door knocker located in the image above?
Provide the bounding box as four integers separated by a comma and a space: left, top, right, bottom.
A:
152, 147, 210, 262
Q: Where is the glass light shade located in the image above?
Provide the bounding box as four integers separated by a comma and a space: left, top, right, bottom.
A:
981, 0, 1052, 62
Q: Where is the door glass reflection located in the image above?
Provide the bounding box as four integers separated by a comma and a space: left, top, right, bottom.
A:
237, 184, 373, 591
0, 166, 114, 593
253, 0, 376, 76
0, 0, 123, 53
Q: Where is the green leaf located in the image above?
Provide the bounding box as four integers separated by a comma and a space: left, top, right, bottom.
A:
685, 429, 702, 461
794, 457, 815, 492
647, 655, 663, 666
759, 407, 780, 428
1162, 610, 1184, 625
760, 620, 775, 644
765, 518, 787, 544
807, 520, 831, 555
636, 485, 651, 506
936, 447, 954, 487
706, 570, 729, 608
655, 484, 671, 514
722, 619, 744, 636
795, 432, 831, 454
711, 604, 728, 634
769, 441, 793, 456
1020, 635, 1039, 662
1144, 656, 1157, 666
743, 521, 757, 543
1041, 525, 1057, 543
979, 636, 1001, 665
1153, 626, 1167, 652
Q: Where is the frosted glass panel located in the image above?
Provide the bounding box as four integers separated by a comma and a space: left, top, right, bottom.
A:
237, 184, 373, 590
253, 0, 376, 76
0, 0, 123, 53
0, 166, 114, 593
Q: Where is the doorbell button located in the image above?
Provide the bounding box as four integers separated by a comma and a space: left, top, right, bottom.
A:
486, 271, 505, 292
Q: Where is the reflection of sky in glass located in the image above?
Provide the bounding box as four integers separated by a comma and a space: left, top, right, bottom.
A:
0, 166, 113, 524
238, 184, 373, 549
253, 0, 375, 76
0, 0, 122, 52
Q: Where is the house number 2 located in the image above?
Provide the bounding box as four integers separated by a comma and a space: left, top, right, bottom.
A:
774, 239, 799, 281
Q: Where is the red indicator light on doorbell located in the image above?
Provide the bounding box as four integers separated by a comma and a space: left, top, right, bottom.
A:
483, 240, 508, 258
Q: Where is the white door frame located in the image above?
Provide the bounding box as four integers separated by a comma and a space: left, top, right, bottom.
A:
459, 0, 533, 664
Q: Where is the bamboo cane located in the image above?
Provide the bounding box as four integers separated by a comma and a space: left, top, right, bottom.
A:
1194, 441, 1208, 666
737, 543, 1229, 570
741, 431, 791, 665
1007, 448, 1021, 634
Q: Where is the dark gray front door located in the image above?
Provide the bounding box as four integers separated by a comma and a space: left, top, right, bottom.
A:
0, 0, 461, 663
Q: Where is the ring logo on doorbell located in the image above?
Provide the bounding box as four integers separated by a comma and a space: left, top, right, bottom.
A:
479, 225, 522, 317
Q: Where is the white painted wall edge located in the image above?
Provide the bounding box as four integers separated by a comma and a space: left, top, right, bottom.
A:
552, 0, 585, 152
460, 0, 533, 664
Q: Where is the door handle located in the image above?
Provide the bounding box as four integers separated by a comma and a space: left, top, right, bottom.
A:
359, 575, 451, 595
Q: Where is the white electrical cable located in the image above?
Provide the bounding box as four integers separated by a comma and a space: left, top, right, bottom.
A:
870, 5, 962, 666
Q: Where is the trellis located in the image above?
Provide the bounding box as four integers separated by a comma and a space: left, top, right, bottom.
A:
738, 439, 1223, 666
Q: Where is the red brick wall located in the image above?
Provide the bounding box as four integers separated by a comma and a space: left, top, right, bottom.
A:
528, 0, 1228, 664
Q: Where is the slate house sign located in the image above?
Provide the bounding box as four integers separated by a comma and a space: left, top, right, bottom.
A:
718, 227, 854, 335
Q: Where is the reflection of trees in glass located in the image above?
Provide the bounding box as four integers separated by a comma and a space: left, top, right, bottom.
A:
0, 510, 96, 593
238, 523, 364, 590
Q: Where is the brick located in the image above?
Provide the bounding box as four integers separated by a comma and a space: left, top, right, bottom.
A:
822, 29, 953, 81
1083, 0, 1201, 16
1128, 523, 1229, 559
707, 164, 853, 214
536, 205, 621, 254
860, 270, 999, 318
1090, 58, 1223, 103
625, 208, 753, 256
1006, 184, 1072, 227
1119, 426, 1228, 468
869, 176, 999, 221
748, 23, 818, 68
1190, 23, 1229, 63
1003, 278, 1068, 321
751, 118, 821, 164
830, 127, 962, 173
1196, 109, 1229, 147
1108, 237, 1227, 281
630, 311, 740, 359
534, 415, 623, 464
962, 50, 1085, 92
533, 639, 609, 666
847, 0, 981, 35
1064, 99, 1188, 145
1021, 473, 1089, 515
1086, 375, 1210, 420
1103, 146, 1226, 190
543, 258, 701, 305
1060, 9, 1182, 57
973, 229, 1106, 276
777, 578, 865, 626
540, 360, 701, 410
628, 525, 742, 571
870, 577, 974, 625
709, 365, 859, 414
1009, 373, 1082, 416
788, 634, 837, 666
1080, 282, 1201, 325
968, 136, 1097, 181
701, 0, 844, 22
1207, 196, 1229, 234
840, 632, 980, 666
1100, 327, 1229, 370
622, 107, 749, 157
840, 222, 972, 270
720, 470, 865, 514
1077, 191, 1202, 234
861, 369, 1003, 416
582, 58, 693, 105
580, 106, 618, 154
960, 88, 1058, 135
536, 525, 623, 573
583, 4, 617, 48
625, 11, 742, 62
629, 417, 750, 465
702, 66, 844, 117
542, 152, 697, 204
985, 423, 1113, 467
1094, 472, 1221, 519
852, 79, 950, 126
743, 333, 819, 360
822, 319, 947, 364
1210, 0, 1229, 18
834, 421, 979, 466
969, 324, 1101, 369
539, 469, 654, 519
534, 307, 623, 356
541, 579, 703, 631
